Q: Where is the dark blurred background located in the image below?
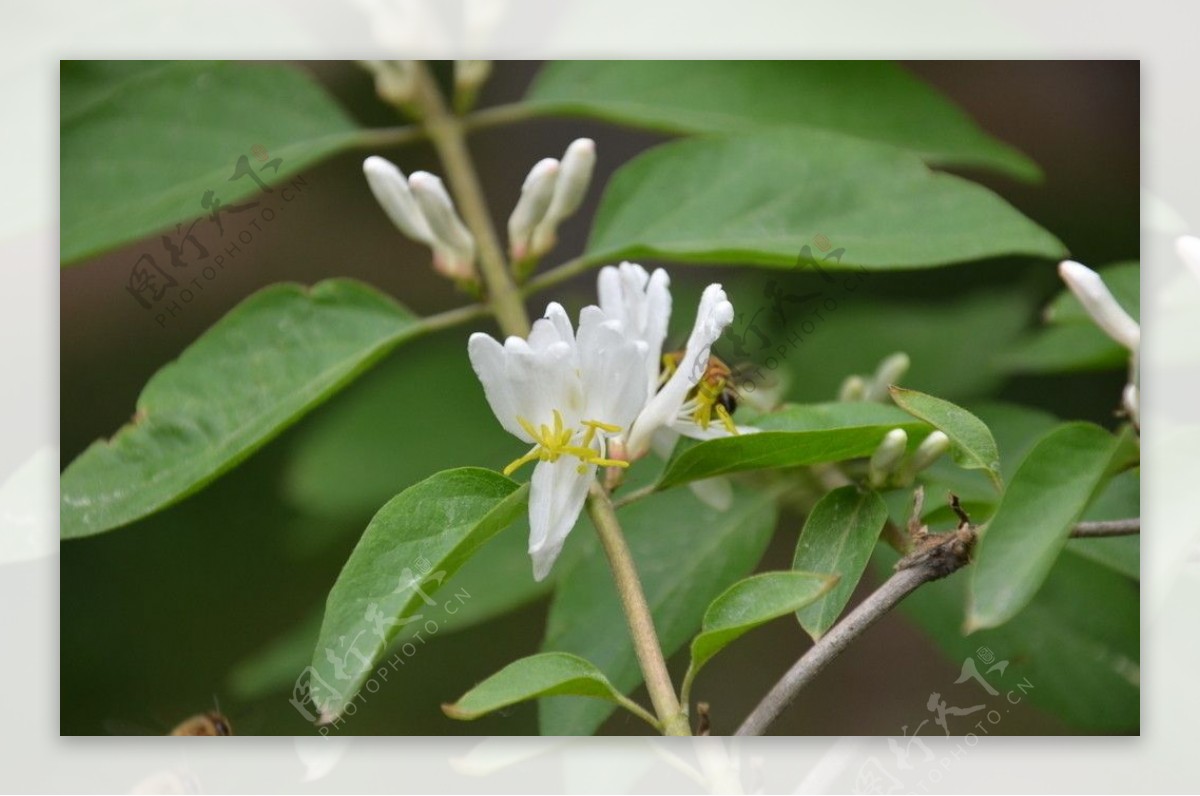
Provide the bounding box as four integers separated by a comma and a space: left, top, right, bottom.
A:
60, 61, 1138, 735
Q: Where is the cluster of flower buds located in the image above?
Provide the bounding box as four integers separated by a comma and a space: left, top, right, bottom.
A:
868, 428, 951, 488
363, 156, 477, 283
838, 352, 911, 403
507, 138, 597, 273
1057, 259, 1140, 428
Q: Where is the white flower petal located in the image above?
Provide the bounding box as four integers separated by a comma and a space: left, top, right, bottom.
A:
1058, 260, 1140, 351
598, 262, 671, 399
528, 457, 595, 581
626, 283, 733, 457
467, 333, 529, 441
576, 307, 649, 430
362, 156, 433, 244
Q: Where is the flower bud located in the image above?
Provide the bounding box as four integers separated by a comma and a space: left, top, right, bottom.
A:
910, 431, 951, 473
454, 60, 492, 112
838, 374, 867, 402
1058, 260, 1140, 351
363, 156, 434, 246
409, 171, 478, 280
359, 60, 418, 106
869, 428, 908, 487
867, 352, 910, 403
530, 138, 596, 256
507, 158, 560, 261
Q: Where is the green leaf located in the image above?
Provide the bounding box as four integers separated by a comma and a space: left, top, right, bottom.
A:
62, 60, 363, 265
526, 61, 1039, 180
967, 423, 1136, 631
1000, 262, 1140, 374
657, 402, 929, 489
890, 387, 1003, 490
585, 130, 1064, 271
688, 572, 837, 681
308, 468, 529, 722
61, 279, 421, 539
880, 545, 1138, 731
540, 485, 778, 735
443, 652, 653, 726
792, 487, 889, 640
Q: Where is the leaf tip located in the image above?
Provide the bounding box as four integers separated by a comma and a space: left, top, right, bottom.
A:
441, 702, 470, 721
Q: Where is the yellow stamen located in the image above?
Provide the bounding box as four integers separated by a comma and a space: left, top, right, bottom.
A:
715, 403, 739, 435
503, 410, 629, 476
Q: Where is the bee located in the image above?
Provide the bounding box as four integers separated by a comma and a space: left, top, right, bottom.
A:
660, 350, 740, 431
168, 710, 234, 736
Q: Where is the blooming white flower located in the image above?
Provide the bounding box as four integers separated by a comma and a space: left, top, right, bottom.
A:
469, 303, 649, 580
362, 157, 477, 281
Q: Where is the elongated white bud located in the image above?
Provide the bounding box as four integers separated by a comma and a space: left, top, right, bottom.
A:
530, 138, 596, 256
1178, 235, 1200, 282
507, 158, 559, 261
838, 374, 867, 402
363, 156, 433, 245
868, 352, 911, 403
409, 171, 477, 280
869, 428, 908, 487
910, 431, 951, 472
1058, 260, 1140, 351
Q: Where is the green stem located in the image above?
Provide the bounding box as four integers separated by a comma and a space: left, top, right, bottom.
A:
411, 63, 530, 338
585, 482, 691, 736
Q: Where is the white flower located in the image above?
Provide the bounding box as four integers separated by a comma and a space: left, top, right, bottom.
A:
625, 282, 755, 459
597, 262, 672, 403
362, 157, 477, 281
469, 303, 649, 580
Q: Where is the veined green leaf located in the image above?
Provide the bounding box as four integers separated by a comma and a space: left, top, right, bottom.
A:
308, 468, 529, 722
967, 423, 1137, 631
443, 652, 654, 727
526, 61, 1039, 179
61, 279, 420, 538
586, 130, 1064, 271
62, 60, 365, 265
793, 487, 889, 640
657, 402, 929, 489
540, 485, 777, 735
890, 387, 1003, 490
687, 571, 836, 685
